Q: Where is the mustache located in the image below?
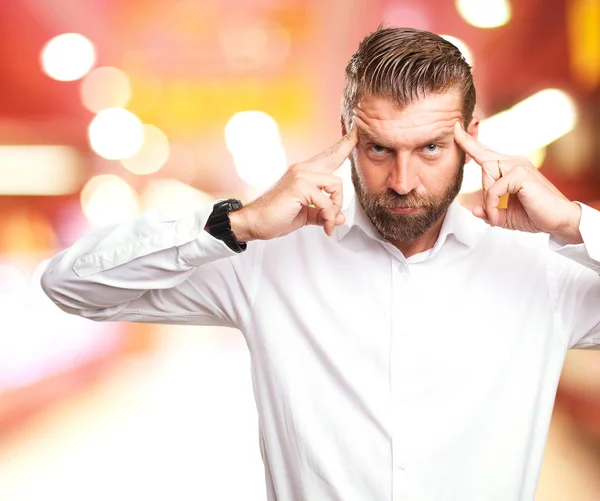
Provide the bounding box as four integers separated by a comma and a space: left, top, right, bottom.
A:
375, 190, 435, 209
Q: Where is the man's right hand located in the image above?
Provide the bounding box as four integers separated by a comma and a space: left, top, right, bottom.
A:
230, 127, 358, 241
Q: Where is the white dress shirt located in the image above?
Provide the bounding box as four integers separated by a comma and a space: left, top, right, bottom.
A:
42, 195, 600, 501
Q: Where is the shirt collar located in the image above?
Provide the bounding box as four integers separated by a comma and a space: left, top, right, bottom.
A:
336, 194, 487, 250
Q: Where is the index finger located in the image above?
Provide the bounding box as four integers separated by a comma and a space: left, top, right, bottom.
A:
453, 122, 499, 165
310, 126, 358, 172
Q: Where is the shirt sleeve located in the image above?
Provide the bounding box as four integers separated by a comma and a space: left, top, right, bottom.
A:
41, 202, 260, 328
548, 203, 600, 350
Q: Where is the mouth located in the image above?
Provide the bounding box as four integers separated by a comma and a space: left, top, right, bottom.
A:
388, 206, 421, 214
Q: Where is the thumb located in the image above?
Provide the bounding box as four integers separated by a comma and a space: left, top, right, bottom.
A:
313, 127, 358, 172
473, 205, 509, 228
472, 205, 489, 224
305, 207, 346, 229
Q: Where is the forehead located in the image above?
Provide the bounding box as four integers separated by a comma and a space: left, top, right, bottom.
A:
356, 91, 463, 146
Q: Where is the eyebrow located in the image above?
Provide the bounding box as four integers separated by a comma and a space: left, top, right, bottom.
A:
358, 129, 395, 148
425, 131, 455, 144
358, 129, 455, 149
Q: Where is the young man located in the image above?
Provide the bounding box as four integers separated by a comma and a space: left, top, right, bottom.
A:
42, 27, 600, 501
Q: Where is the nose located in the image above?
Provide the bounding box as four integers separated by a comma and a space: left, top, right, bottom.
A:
386, 153, 420, 195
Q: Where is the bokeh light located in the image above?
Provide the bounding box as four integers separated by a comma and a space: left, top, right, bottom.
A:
88, 108, 144, 160
80, 67, 131, 113
479, 89, 577, 154
141, 179, 213, 218
120, 124, 170, 175
460, 89, 576, 193
510, 89, 577, 147
0, 145, 82, 195
225, 111, 287, 188
40, 33, 96, 82
80, 174, 139, 227
456, 0, 512, 28
527, 147, 547, 169
231, 147, 287, 189
225, 111, 280, 152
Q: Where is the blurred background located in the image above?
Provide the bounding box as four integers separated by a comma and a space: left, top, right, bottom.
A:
0, 0, 599, 499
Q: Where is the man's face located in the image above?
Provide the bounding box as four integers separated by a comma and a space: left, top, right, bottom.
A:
349, 90, 471, 243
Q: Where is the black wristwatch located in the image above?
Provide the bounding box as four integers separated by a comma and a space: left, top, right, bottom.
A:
206, 199, 247, 253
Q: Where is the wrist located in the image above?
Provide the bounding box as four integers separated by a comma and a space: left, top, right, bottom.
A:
229, 207, 256, 242
553, 202, 583, 245
204, 199, 249, 252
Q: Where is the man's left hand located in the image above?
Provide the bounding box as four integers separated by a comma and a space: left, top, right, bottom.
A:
454, 122, 583, 244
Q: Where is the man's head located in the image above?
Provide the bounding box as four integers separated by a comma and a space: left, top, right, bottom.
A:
341, 27, 477, 244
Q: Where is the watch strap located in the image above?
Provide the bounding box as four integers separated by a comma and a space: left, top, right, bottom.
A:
206, 199, 247, 253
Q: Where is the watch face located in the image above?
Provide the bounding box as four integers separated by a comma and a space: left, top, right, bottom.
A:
230, 199, 243, 211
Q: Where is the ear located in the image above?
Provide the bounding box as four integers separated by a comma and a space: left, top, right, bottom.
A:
464, 116, 480, 164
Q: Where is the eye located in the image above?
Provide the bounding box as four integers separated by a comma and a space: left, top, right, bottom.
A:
368, 144, 390, 155
423, 144, 439, 154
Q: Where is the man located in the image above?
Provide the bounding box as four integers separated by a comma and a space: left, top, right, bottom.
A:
42, 27, 600, 501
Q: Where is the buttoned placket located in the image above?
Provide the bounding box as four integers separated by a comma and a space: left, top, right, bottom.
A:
388, 249, 413, 501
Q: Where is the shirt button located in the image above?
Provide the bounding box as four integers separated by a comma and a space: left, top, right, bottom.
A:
397, 463, 407, 470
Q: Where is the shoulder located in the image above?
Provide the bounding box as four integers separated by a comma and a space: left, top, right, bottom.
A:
476, 220, 552, 269
450, 204, 551, 269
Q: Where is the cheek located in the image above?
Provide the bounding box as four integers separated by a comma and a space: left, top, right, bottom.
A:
353, 149, 390, 187
419, 152, 462, 190
448, 143, 465, 165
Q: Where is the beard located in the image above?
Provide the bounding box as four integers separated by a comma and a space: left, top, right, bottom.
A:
351, 154, 465, 243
